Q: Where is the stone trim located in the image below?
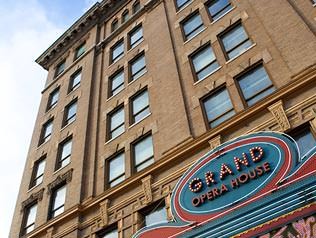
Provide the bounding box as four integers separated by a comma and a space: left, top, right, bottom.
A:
21, 188, 44, 212
141, 175, 153, 205
268, 100, 291, 132
47, 169, 73, 194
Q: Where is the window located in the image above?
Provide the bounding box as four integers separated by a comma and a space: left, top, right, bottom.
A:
206, 0, 233, 21
190, 44, 219, 81
49, 184, 66, 219
109, 69, 124, 97
108, 152, 125, 187
181, 12, 204, 41
111, 19, 119, 32
236, 64, 275, 106
68, 70, 81, 92
39, 119, 53, 145
129, 53, 146, 81
30, 157, 46, 188
202, 87, 235, 128
56, 137, 72, 170
108, 106, 125, 140
133, 134, 154, 172
110, 40, 124, 64
21, 203, 37, 235
129, 25, 143, 49
74, 43, 85, 60
176, 0, 192, 10
131, 89, 150, 124
290, 124, 316, 157
133, 1, 141, 14
100, 228, 118, 238
63, 99, 77, 127
55, 60, 65, 77
46, 87, 59, 111
219, 22, 252, 60
145, 206, 168, 226
122, 10, 129, 23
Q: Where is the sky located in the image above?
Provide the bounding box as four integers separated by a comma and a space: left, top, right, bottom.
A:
0, 0, 99, 237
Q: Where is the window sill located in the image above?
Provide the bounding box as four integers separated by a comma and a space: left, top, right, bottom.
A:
45, 104, 57, 114
66, 86, 80, 97
27, 183, 42, 193
127, 70, 148, 86
210, 7, 236, 25
60, 119, 76, 132
183, 27, 206, 45
129, 112, 151, 129
225, 43, 257, 65
37, 139, 50, 150
193, 66, 222, 86
127, 38, 144, 54
176, 1, 194, 15
53, 163, 71, 175
110, 54, 124, 66
106, 88, 125, 102
105, 131, 125, 145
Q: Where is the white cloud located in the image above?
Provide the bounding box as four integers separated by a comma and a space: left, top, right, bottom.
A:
0, 1, 63, 237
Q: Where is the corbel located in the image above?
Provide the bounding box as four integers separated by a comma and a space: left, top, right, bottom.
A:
268, 100, 291, 132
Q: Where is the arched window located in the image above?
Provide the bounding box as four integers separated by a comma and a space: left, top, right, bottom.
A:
121, 10, 129, 24
132, 1, 141, 14
111, 19, 119, 32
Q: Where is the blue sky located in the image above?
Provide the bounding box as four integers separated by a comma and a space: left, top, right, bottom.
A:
0, 1, 99, 237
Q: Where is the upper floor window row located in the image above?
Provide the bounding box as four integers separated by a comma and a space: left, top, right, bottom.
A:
111, 1, 142, 33
110, 25, 144, 64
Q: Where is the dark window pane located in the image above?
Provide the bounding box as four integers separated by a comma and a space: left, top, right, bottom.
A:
102, 229, 118, 238
145, 206, 168, 226
47, 88, 59, 110
132, 90, 150, 123
55, 60, 65, 77
112, 20, 119, 32
177, 0, 191, 10
238, 65, 275, 106
203, 88, 235, 128
134, 135, 154, 171
111, 41, 124, 63
182, 13, 204, 40
75, 44, 85, 59
133, 1, 141, 13
110, 70, 124, 97
292, 127, 316, 157
30, 158, 46, 188
131, 54, 146, 81
192, 46, 219, 80
39, 119, 53, 145
122, 10, 129, 23
69, 71, 81, 91
109, 107, 125, 139
109, 153, 125, 187
64, 101, 77, 126
130, 26, 143, 49
221, 24, 252, 59
207, 0, 232, 21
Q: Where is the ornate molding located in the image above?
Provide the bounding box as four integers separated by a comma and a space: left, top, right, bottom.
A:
268, 100, 291, 132
46, 227, 54, 238
47, 169, 73, 194
99, 199, 110, 227
141, 175, 153, 205
208, 135, 222, 150
21, 188, 45, 211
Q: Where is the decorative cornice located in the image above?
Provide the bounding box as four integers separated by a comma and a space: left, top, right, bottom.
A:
47, 169, 73, 194
21, 188, 45, 211
268, 100, 291, 132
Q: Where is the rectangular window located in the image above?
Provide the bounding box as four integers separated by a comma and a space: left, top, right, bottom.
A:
190, 44, 219, 81
46, 87, 59, 111
111, 40, 124, 63
21, 203, 37, 235
108, 106, 125, 140
133, 1, 141, 14
69, 70, 81, 92
39, 119, 53, 146
49, 184, 66, 219
236, 64, 275, 106
54, 60, 65, 77
129, 25, 143, 49
56, 137, 72, 170
202, 87, 235, 128
30, 157, 46, 188
108, 152, 125, 187
181, 12, 204, 41
130, 53, 146, 81
74, 43, 85, 60
206, 0, 233, 21
145, 205, 168, 226
131, 89, 150, 124
219, 22, 252, 60
100, 228, 118, 238
176, 0, 192, 10
290, 124, 316, 157
133, 134, 154, 172
109, 69, 124, 97
63, 99, 77, 127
